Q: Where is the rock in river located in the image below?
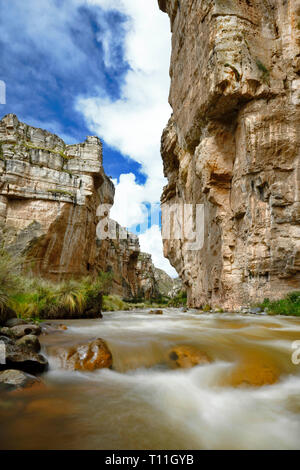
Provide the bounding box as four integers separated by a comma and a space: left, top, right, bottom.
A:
62, 339, 112, 371
1, 324, 41, 339
168, 345, 211, 369
0, 370, 41, 392
0, 342, 48, 374
149, 309, 163, 315
16, 335, 41, 353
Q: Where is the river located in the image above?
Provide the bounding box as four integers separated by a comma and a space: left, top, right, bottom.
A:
1, 308, 300, 450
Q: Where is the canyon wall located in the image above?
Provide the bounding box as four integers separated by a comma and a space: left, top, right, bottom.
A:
0, 114, 158, 299
159, 0, 300, 309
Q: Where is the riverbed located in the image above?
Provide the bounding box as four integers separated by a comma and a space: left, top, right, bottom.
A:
1, 308, 300, 450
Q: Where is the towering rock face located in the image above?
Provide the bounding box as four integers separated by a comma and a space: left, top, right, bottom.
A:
159, 0, 300, 309
0, 114, 158, 299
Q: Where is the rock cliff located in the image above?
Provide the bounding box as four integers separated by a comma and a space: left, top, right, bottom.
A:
159, 0, 300, 309
0, 114, 158, 299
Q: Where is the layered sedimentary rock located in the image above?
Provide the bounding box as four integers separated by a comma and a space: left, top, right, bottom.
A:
159, 0, 300, 309
0, 114, 158, 299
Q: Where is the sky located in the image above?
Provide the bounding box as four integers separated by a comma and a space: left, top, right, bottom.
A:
0, 0, 177, 277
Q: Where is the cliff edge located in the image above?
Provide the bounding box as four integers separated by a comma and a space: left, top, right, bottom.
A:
0, 114, 159, 300
159, 0, 300, 309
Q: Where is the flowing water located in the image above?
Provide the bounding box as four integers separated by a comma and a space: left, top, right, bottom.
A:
1, 308, 300, 450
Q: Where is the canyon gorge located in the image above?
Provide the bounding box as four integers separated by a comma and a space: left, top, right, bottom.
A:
0, 113, 174, 302
159, 0, 300, 309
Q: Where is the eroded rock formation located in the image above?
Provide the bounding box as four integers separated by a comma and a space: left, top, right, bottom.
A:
0, 114, 159, 299
159, 0, 300, 309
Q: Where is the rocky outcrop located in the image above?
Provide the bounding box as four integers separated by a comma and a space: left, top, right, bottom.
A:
135, 253, 160, 299
0, 114, 160, 300
154, 267, 182, 298
159, 0, 300, 309
0, 113, 114, 279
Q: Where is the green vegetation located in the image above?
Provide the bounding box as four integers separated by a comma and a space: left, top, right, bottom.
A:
0, 247, 113, 320
102, 295, 131, 312
47, 189, 75, 198
202, 304, 212, 312
0, 247, 21, 313
0, 247, 190, 318
0, 144, 4, 161
257, 292, 300, 317
167, 290, 187, 308
24, 142, 73, 161
256, 59, 270, 85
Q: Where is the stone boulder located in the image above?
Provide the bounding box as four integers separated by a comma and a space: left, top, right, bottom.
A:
0, 369, 41, 392
16, 335, 41, 353
0, 306, 16, 327
62, 338, 112, 371
224, 361, 279, 388
1, 324, 41, 339
168, 345, 211, 369
0, 342, 48, 374
4, 318, 28, 328
149, 309, 163, 315
0, 335, 14, 345
40, 322, 68, 335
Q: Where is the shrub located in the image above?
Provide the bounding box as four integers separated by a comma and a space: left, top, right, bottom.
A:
258, 292, 300, 316
102, 295, 130, 312
0, 247, 22, 313
167, 290, 187, 307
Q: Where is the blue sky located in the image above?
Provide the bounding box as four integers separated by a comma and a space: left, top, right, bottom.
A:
0, 0, 176, 276
0, 0, 144, 183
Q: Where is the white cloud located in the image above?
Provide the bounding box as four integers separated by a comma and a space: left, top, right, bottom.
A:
139, 225, 178, 278
77, 0, 174, 274
110, 173, 148, 227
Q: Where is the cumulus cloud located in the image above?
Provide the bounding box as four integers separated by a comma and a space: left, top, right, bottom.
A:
110, 173, 148, 227
139, 225, 178, 278
0, 0, 128, 139
78, 0, 171, 196
78, 0, 173, 274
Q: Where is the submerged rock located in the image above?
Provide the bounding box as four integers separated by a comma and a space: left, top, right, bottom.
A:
40, 322, 67, 335
62, 338, 112, 371
224, 361, 279, 388
168, 346, 211, 369
0, 370, 41, 392
249, 308, 262, 315
149, 309, 163, 315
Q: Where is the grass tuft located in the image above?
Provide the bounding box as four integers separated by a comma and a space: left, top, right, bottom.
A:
257, 292, 300, 316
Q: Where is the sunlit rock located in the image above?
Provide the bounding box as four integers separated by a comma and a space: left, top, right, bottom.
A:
62, 338, 113, 371
168, 345, 211, 369
159, 0, 300, 309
